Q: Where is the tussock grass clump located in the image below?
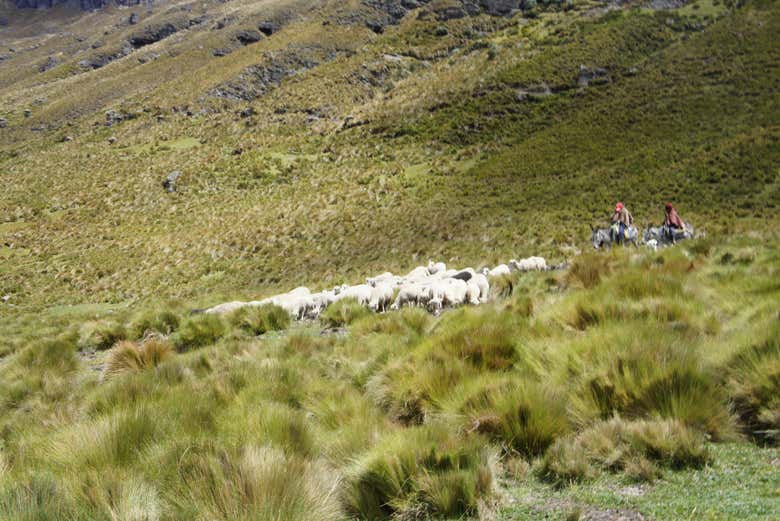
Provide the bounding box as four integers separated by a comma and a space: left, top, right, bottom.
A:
351, 307, 431, 338
537, 417, 709, 485
50, 407, 158, 469
568, 325, 736, 440
128, 309, 181, 339
172, 314, 226, 352
490, 274, 515, 299
345, 426, 495, 520
78, 320, 127, 351
228, 304, 290, 336
172, 445, 344, 521
321, 298, 370, 328
723, 322, 780, 444
16, 334, 78, 372
0, 471, 75, 521
430, 308, 520, 370
103, 338, 174, 378
566, 253, 612, 289
460, 379, 570, 456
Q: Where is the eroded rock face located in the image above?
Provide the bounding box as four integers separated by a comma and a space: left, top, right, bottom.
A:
14, 0, 151, 8
129, 22, 186, 48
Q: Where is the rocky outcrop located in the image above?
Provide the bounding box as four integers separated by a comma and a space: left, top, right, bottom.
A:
209, 47, 344, 101
14, 0, 153, 9
129, 22, 187, 48
39, 56, 60, 73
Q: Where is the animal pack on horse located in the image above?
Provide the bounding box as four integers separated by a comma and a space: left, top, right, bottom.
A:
591, 224, 638, 249
643, 222, 695, 246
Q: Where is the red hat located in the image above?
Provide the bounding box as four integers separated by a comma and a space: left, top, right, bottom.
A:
665, 202, 673, 210
615, 202, 624, 211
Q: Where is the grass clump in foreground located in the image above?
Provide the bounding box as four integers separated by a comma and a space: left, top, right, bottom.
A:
0, 238, 778, 520
537, 417, 710, 485
345, 425, 496, 520
228, 304, 290, 336
723, 321, 780, 444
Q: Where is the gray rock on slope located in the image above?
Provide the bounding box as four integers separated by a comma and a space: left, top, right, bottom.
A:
162, 171, 182, 193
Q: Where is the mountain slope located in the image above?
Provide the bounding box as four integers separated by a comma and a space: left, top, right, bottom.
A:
0, 0, 778, 312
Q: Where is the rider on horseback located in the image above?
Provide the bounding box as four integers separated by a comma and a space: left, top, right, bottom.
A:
610, 202, 633, 245
663, 203, 684, 244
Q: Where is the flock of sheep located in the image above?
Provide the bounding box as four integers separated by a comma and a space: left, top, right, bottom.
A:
203, 257, 551, 320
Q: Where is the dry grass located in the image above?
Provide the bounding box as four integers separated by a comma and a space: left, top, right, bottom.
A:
103, 338, 174, 378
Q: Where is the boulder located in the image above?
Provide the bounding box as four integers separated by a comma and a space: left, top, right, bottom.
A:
128, 13, 139, 25
39, 56, 59, 72
235, 30, 263, 45
162, 171, 182, 193
257, 21, 280, 36
129, 22, 185, 49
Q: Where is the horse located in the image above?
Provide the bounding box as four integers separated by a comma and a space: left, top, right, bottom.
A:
591, 225, 639, 249
643, 223, 695, 246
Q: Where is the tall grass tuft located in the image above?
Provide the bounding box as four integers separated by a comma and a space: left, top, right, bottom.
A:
460, 379, 570, 456
17, 334, 78, 372
128, 309, 181, 339
78, 320, 128, 351
723, 322, 780, 444
171, 445, 344, 521
567, 324, 737, 440
103, 338, 174, 378
172, 314, 227, 352
345, 426, 495, 520
537, 417, 709, 485
321, 298, 370, 328
429, 308, 519, 370
0, 472, 75, 521
228, 304, 290, 336
566, 253, 611, 289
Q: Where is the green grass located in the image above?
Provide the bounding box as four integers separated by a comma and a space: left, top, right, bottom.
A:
0, 237, 778, 519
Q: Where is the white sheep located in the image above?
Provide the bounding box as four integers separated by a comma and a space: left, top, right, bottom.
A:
470, 273, 490, 302
405, 266, 430, 281
369, 283, 395, 312
442, 279, 469, 308
427, 260, 446, 275
391, 282, 428, 310
483, 264, 511, 277
465, 281, 482, 305
337, 284, 373, 306
205, 301, 248, 315
510, 256, 548, 272
366, 272, 398, 287
308, 290, 338, 318
646, 239, 659, 252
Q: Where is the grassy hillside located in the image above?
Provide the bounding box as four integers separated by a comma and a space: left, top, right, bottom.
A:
0, 0, 777, 311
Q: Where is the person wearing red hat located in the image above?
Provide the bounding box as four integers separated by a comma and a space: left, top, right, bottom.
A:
663, 203, 684, 243
610, 202, 633, 244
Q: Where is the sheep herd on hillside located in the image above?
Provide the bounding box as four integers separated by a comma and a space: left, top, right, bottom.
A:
203, 257, 552, 320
